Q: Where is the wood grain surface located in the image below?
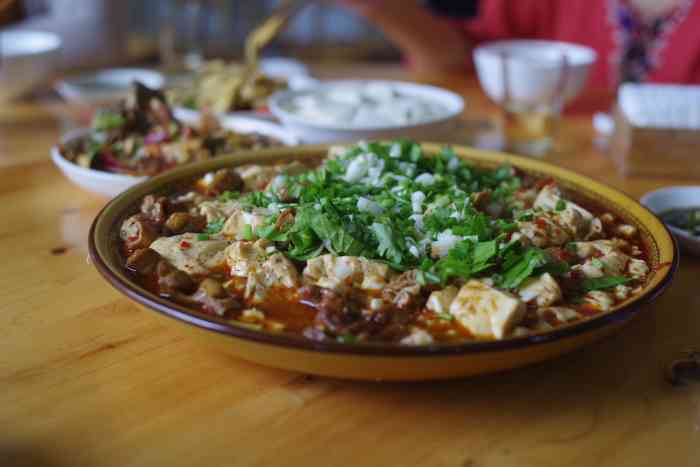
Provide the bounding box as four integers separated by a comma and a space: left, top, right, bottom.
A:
2, 64, 700, 467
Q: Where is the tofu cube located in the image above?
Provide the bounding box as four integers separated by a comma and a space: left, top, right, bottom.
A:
425, 286, 458, 314
518, 273, 562, 307
449, 280, 526, 339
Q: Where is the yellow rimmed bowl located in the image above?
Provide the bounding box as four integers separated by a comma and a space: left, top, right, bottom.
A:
88, 144, 678, 381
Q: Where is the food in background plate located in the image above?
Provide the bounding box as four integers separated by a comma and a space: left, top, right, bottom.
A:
279, 82, 449, 127
660, 207, 700, 236
59, 83, 281, 176
168, 61, 288, 113
119, 141, 651, 345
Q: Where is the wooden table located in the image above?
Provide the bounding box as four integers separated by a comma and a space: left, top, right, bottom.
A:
2, 64, 700, 467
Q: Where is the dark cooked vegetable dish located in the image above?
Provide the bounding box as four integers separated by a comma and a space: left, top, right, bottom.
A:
119, 141, 651, 344
59, 83, 281, 176
660, 207, 700, 236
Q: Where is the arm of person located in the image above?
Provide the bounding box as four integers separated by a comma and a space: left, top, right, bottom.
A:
340, 0, 470, 73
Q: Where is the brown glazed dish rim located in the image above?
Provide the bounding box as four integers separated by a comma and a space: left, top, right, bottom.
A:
88, 144, 679, 357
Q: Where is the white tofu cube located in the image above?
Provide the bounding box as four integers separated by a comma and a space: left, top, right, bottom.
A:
449, 280, 526, 339
627, 258, 649, 280
400, 328, 434, 345
303, 255, 392, 292
426, 286, 459, 314
518, 273, 562, 307
583, 291, 615, 311
150, 233, 230, 275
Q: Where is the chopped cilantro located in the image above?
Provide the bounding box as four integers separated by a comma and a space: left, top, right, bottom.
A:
555, 199, 567, 211
580, 276, 631, 292
205, 218, 225, 234
337, 333, 357, 343
218, 191, 240, 202
196, 233, 210, 241
92, 111, 125, 132
242, 224, 254, 241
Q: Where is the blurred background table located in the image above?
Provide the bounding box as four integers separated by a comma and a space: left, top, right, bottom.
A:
1, 64, 700, 467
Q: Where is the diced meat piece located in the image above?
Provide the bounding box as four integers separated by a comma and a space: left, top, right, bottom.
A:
615, 224, 638, 238
140, 195, 169, 225
197, 200, 242, 223
126, 248, 161, 274
400, 328, 434, 345
164, 212, 207, 234
517, 215, 571, 247
627, 258, 649, 280
518, 273, 562, 307
149, 233, 230, 275
382, 270, 423, 310
303, 255, 393, 292
583, 291, 615, 311
221, 207, 269, 240
426, 286, 459, 314
195, 169, 244, 197
120, 214, 159, 250
449, 280, 526, 339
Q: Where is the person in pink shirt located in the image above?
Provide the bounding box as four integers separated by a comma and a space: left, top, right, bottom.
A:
341, 0, 700, 90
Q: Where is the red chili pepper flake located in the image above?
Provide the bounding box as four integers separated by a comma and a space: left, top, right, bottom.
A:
180, 241, 191, 249
127, 235, 137, 241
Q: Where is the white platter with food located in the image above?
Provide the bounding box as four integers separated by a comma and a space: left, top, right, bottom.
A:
51, 84, 298, 198
268, 80, 465, 143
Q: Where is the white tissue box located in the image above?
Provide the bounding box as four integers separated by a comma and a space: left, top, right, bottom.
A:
611, 83, 700, 178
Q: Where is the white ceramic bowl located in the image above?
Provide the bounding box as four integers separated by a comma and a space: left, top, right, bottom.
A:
55, 68, 165, 107
268, 80, 465, 144
473, 40, 597, 109
0, 30, 61, 102
51, 115, 299, 198
640, 186, 700, 256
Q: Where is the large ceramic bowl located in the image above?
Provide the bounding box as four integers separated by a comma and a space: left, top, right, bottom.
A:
0, 30, 61, 102
51, 114, 299, 198
89, 144, 677, 381
268, 80, 464, 143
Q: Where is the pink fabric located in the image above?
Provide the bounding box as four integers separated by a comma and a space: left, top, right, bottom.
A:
460, 0, 700, 89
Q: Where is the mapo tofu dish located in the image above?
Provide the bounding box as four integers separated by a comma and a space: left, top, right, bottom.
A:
120, 141, 651, 345
59, 83, 281, 177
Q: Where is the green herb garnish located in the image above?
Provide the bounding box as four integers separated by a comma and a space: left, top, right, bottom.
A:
580, 276, 631, 292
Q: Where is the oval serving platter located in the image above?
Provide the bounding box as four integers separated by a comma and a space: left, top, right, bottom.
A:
88, 144, 677, 381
